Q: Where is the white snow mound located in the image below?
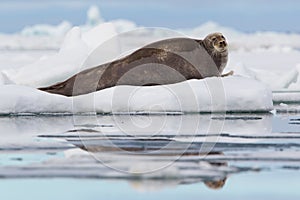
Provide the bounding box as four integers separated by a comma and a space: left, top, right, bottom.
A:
2, 23, 118, 88
0, 76, 273, 114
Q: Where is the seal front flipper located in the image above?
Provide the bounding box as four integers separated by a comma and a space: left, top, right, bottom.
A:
221, 70, 234, 77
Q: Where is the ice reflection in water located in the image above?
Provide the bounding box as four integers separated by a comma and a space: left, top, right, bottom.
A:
0, 114, 300, 191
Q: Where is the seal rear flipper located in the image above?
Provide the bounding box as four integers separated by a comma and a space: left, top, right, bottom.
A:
38, 79, 74, 97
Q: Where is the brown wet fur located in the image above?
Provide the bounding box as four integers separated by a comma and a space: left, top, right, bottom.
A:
39, 33, 229, 96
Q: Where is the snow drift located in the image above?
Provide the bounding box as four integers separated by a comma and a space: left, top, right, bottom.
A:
0, 76, 273, 114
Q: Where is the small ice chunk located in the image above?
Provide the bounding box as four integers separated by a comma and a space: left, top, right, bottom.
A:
86, 5, 104, 26
279, 103, 288, 107
0, 71, 13, 85
21, 21, 72, 37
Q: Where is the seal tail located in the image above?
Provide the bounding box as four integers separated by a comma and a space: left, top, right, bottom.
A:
38, 80, 73, 97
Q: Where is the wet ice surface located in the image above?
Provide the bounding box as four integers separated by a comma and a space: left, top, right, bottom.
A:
0, 112, 300, 191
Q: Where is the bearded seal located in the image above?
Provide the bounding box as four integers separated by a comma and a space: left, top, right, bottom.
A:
39, 32, 230, 96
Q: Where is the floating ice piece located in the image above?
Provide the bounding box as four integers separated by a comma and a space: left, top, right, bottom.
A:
86, 5, 104, 26
273, 91, 300, 103
21, 21, 72, 37
0, 76, 273, 114
0, 72, 13, 85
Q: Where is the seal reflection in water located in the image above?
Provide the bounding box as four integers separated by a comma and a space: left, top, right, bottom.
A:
70, 136, 228, 190
39, 32, 232, 97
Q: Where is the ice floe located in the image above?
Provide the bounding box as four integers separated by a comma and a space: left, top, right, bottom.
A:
1, 5, 300, 114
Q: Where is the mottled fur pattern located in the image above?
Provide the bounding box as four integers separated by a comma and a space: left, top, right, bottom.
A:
39, 33, 229, 96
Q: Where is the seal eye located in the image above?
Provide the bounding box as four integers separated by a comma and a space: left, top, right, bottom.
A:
212, 37, 216, 42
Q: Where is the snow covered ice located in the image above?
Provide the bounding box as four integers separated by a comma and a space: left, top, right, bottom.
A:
0, 76, 273, 114
1, 5, 300, 114
0, 21, 274, 114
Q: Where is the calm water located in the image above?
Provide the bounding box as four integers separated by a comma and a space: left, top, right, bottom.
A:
0, 112, 300, 199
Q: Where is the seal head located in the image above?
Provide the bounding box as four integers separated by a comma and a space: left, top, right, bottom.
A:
202, 32, 228, 74
203, 32, 228, 53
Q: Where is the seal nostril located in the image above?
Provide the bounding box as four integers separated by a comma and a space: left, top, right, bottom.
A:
220, 41, 226, 46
